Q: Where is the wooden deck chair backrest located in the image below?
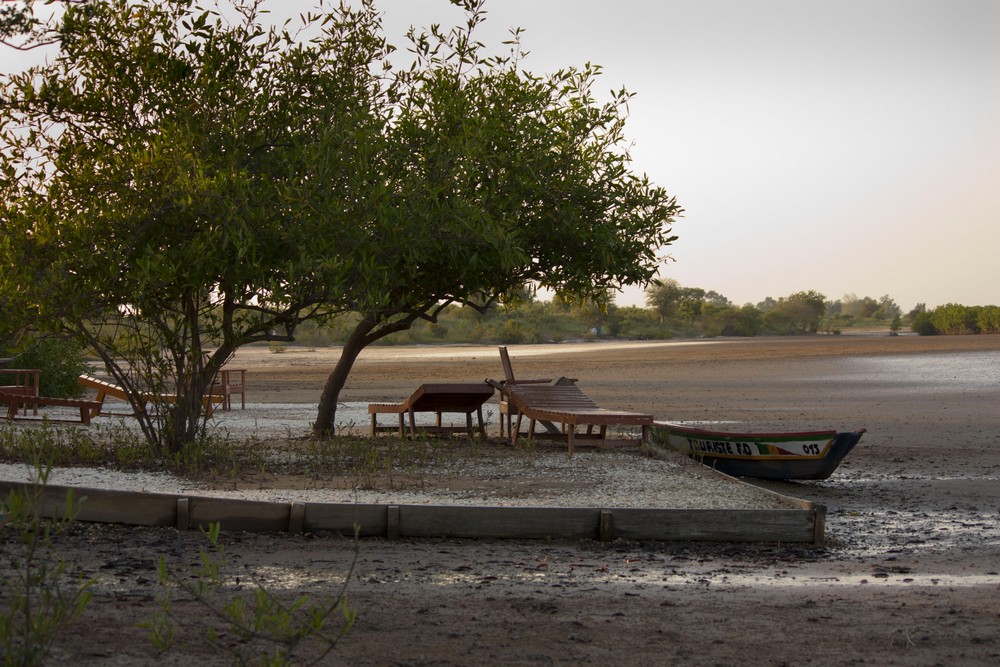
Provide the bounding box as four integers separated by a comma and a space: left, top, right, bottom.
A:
499, 346, 516, 384
499, 346, 578, 387
0, 369, 40, 395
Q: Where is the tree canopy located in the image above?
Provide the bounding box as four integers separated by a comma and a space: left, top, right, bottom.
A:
2, 0, 394, 449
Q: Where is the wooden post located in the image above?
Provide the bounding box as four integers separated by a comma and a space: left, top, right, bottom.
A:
288, 502, 305, 534
599, 510, 614, 542
387, 505, 400, 539
812, 503, 827, 546
176, 498, 190, 530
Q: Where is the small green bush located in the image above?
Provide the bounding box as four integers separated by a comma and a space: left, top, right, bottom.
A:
910, 311, 937, 336
146, 522, 355, 664
0, 465, 93, 665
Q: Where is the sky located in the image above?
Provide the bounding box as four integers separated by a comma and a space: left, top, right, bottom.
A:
369, 0, 1000, 311
4, 1, 998, 311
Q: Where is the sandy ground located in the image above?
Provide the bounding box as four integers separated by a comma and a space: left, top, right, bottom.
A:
8, 334, 1000, 665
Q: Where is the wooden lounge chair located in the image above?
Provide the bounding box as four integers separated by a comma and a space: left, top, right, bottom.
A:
489, 379, 652, 455
368, 383, 495, 441
77, 375, 224, 416
496, 346, 577, 437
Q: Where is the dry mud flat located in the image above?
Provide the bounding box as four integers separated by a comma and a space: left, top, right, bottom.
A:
14, 335, 1000, 665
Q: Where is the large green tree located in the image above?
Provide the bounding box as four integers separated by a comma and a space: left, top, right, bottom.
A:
310, 3, 681, 433
1, 0, 390, 451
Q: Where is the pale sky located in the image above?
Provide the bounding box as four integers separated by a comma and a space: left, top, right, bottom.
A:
371, 0, 1000, 311
5, 1, 998, 311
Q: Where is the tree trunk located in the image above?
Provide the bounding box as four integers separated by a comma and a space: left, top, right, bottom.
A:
163, 346, 233, 453
164, 361, 208, 451
313, 312, 424, 436
313, 317, 376, 436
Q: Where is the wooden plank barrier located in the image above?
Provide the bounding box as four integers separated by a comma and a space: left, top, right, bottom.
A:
0, 481, 827, 545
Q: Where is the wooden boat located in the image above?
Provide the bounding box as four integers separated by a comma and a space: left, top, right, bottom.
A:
648, 421, 866, 480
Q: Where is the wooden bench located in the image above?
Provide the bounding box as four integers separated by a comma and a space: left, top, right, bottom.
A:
368, 383, 495, 440
0, 368, 41, 416
0, 393, 104, 425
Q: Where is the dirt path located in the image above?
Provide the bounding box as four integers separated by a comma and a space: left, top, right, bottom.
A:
16, 334, 1000, 665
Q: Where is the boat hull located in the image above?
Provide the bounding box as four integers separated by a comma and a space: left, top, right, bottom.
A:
649, 422, 866, 480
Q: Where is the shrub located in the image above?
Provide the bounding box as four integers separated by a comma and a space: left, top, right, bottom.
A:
495, 320, 541, 344
147, 523, 355, 663
910, 311, 937, 335
977, 306, 1000, 334
0, 465, 93, 665
930, 303, 979, 334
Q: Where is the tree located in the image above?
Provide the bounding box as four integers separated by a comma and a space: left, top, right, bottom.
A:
703, 290, 731, 307
646, 278, 686, 322
931, 304, 979, 334
840, 294, 879, 320
564, 291, 620, 338
764, 290, 826, 334
676, 290, 705, 323
310, 2, 681, 433
644, 280, 706, 326
702, 303, 760, 337
977, 306, 1000, 334
1, 0, 393, 452
755, 296, 778, 312
874, 294, 901, 321
911, 311, 936, 335
0, 0, 42, 49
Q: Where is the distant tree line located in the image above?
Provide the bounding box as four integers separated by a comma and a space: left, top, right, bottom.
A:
274, 282, 998, 347
643, 281, 899, 338
908, 303, 1000, 336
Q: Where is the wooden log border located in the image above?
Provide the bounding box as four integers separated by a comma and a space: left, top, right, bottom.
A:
0, 480, 827, 545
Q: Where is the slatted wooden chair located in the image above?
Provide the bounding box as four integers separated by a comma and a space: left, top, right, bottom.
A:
0, 369, 41, 416
489, 379, 652, 455
368, 382, 495, 440
208, 368, 247, 410
2, 370, 102, 424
